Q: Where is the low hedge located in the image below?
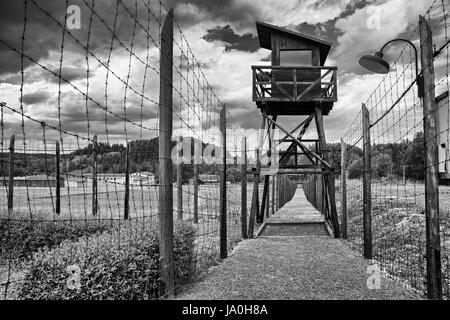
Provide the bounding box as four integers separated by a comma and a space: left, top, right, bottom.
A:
0, 219, 110, 262
19, 221, 196, 299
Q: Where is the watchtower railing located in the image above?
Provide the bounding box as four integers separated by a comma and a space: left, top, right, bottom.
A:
252, 65, 337, 103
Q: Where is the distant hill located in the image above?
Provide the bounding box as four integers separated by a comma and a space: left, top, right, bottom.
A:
0, 137, 239, 184
0, 133, 425, 183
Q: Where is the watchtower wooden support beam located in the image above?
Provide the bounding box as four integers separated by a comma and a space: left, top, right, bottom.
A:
248, 115, 265, 238
262, 114, 332, 170
315, 105, 340, 237
250, 20, 339, 237
259, 115, 277, 222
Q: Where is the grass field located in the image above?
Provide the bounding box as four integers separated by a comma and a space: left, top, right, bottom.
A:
0, 182, 273, 299
340, 179, 450, 297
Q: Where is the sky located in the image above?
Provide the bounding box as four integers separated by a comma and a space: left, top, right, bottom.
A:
0, 0, 439, 147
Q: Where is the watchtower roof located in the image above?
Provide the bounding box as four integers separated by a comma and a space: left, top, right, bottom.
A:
256, 21, 332, 65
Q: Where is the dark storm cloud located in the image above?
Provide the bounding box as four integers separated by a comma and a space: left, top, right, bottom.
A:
293, 0, 369, 46
166, 0, 259, 29
261, 54, 271, 62
0, 0, 159, 76
0, 1, 57, 75
48, 66, 93, 83
203, 25, 259, 52
291, 0, 371, 75
58, 98, 158, 125
21, 91, 50, 105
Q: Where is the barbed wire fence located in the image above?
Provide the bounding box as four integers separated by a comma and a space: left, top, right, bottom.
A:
0, 0, 293, 299
339, 0, 450, 299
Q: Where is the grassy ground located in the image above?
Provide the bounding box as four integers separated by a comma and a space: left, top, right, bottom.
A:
0, 183, 270, 299
339, 179, 450, 298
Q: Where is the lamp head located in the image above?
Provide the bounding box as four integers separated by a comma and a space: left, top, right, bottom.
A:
359, 51, 390, 74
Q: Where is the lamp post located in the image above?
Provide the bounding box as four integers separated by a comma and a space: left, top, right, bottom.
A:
359, 39, 424, 98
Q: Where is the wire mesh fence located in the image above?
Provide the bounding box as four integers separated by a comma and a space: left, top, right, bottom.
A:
0, 0, 299, 300
338, 0, 450, 299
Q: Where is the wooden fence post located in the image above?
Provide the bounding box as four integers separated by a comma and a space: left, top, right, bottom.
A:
92, 135, 98, 216
219, 105, 227, 259
266, 178, 270, 218
271, 175, 275, 215
260, 175, 269, 222
248, 150, 259, 238
362, 104, 372, 259
55, 140, 61, 216
158, 8, 174, 299
279, 175, 282, 208
7, 135, 15, 215
124, 142, 130, 220
193, 138, 199, 224
340, 137, 347, 239
241, 137, 248, 239
275, 174, 279, 211
177, 136, 183, 220
315, 174, 320, 211
420, 15, 442, 300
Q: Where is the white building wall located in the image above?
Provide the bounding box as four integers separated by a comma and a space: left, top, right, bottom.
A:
437, 93, 450, 175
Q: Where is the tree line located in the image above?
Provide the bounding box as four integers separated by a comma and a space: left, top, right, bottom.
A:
325, 132, 425, 181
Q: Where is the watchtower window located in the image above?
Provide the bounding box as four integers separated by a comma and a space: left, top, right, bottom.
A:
280, 50, 312, 66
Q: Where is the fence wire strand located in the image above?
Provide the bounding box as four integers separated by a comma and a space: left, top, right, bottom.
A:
340, 0, 450, 298
0, 0, 269, 299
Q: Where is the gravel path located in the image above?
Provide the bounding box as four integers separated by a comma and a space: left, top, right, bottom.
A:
177, 236, 421, 300
177, 187, 421, 300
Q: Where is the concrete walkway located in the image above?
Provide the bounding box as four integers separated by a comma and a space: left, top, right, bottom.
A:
177, 186, 421, 300
265, 185, 324, 224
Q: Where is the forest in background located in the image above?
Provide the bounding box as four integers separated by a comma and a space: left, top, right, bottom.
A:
0, 132, 426, 183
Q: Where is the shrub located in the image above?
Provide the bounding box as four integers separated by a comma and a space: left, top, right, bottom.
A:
348, 157, 363, 179
0, 219, 110, 262
19, 221, 196, 299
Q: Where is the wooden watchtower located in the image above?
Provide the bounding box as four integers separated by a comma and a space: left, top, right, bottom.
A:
250, 21, 340, 237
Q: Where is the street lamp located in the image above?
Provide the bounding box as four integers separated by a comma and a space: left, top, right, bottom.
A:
359, 39, 424, 98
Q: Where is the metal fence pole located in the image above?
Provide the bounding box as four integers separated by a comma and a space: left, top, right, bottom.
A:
219, 105, 227, 259
362, 104, 372, 259
420, 15, 442, 300
177, 136, 183, 220
55, 140, 61, 216
241, 136, 248, 239
271, 175, 275, 215
275, 174, 279, 211
266, 178, 270, 218
340, 137, 347, 239
158, 8, 174, 299
92, 135, 98, 216
7, 135, 15, 215
193, 137, 199, 224
124, 142, 130, 220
